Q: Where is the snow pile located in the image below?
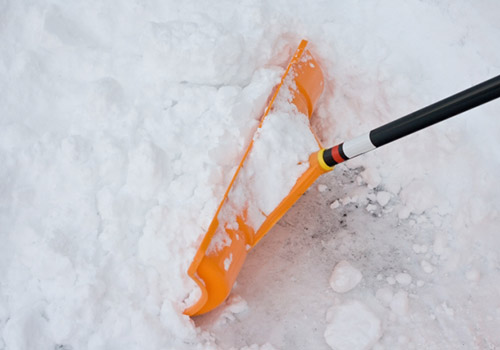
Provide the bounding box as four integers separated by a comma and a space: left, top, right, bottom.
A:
238, 110, 318, 227
220, 100, 319, 233
0, 1, 283, 348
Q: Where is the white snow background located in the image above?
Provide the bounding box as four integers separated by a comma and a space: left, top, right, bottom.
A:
1, 0, 500, 349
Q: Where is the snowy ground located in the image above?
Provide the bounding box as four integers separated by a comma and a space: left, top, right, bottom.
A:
1, 0, 500, 349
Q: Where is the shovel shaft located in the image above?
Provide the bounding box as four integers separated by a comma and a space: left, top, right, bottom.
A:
321, 74, 500, 168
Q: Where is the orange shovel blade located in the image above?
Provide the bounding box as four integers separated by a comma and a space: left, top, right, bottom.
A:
185, 40, 326, 316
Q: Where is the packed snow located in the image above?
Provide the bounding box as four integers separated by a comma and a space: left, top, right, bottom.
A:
1, 0, 500, 350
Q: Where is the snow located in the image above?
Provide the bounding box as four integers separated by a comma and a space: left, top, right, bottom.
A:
330, 200, 340, 209
375, 191, 391, 207
246, 110, 317, 218
375, 288, 393, 307
421, 260, 435, 274
224, 254, 233, 272
329, 260, 363, 294
389, 291, 409, 316
233, 344, 277, 350
318, 184, 328, 193
324, 300, 382, 350
1, 0, 500, 349
222, 106, 319, 231
213, 295, 249, 326
465, 269, 481, 282
395, 273, 412, 286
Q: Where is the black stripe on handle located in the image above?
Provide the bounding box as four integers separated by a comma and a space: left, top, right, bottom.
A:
369, 75, 500, 147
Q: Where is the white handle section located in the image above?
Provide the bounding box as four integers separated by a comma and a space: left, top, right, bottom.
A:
342, 133, 376, 159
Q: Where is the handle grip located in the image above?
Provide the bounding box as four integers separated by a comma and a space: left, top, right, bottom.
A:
320, 75, 500, 169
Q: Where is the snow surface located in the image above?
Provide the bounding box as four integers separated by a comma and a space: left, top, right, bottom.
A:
1, 0, 500, 349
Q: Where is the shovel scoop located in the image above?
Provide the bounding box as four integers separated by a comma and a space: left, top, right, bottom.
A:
184, 40, 500, 316
184, 40, 327, 316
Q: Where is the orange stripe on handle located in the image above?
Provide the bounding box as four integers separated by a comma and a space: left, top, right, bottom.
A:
331, 145, 345, 164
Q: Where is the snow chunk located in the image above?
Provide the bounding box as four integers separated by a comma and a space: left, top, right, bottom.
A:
395, 273, 412, 286
376, 191, 392, 207
318, 184, 328, 193
386, 276, 396, 285
366, 204, 378, 213
324, 300, 382, 350
329, 260, 363, 293
224, 253, 233, 271
421, 260, 434, 274
330, 200, 340, 209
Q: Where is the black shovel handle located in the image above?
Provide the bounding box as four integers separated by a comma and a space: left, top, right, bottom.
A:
321, 75, 500, 168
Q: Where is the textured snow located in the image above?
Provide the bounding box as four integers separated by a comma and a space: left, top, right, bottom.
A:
1, 0, 500, 349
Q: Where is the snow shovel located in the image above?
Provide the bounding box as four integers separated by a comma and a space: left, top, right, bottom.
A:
184, 40, 500, 316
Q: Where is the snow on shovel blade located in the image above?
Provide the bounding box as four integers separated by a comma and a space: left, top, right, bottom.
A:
184, 40, 326, 316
